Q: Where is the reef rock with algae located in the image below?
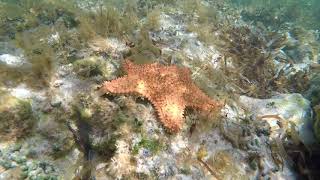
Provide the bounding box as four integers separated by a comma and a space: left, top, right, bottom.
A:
0, 91, 36, 141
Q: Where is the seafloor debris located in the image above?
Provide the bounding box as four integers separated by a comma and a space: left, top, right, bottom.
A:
240, 94, 316, 147
101, 59, 223, 132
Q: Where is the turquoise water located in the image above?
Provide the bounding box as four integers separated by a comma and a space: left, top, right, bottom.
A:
0, 0, 320, 179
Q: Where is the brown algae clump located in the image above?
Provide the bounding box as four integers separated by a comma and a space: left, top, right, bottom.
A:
0, 92, 36, 141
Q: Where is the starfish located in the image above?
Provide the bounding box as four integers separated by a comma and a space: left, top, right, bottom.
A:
100, 59, 222, 132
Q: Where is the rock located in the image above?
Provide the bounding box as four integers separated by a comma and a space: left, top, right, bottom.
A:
152, 12, 221, 66
52, 80, 64, 88
313, 105, 320, 143
57, 148, 84, 180
57, 65, 72, 77
206, 149, 248, 179
88, 37, 129, 59
73, 56, 103, 78
0, 167, 22, 179
0, 141, 62, 179
220, 102, 300, 179
305, 74, 320, 106
8, 85, 34, 99
0, 54, 25, 67
50, 96, 62, 107
240, 93, 317, 147
0, 166, 5, 174
37, 114, 74, 158
170, 135, 188, 154
94, 163, 109, 180
0, 42, 23, 56
48, 32, 60, 45
8, 144, 22, 152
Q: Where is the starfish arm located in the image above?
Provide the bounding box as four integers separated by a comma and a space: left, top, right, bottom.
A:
101, 75, 137, 94
153, 96, 186, 132
122, 59, 136, 73
122, 59, 159, 74
185, 85, 222, 111
179, 67, 192, 79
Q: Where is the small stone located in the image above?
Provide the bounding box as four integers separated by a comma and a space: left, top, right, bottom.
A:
36, 173, 47, 180
44, 166, 54, 174
58, 71, 68, 77
11, 161, 18, 167
29, 175, 36, 180
0, 165, 5, 173
0, 167, 23, 179
26, 160, 33, 166
50, 98, 62, 107
30, 162, 38, 170
195, 40, 201, 46
53, 80, 64, 87
9, 144, 22, 152
27, 150, 38, 158
95, 163, 107, 170
1, 161, 13, 169
20, 171, 29, 179
0, 54, 24, 67
21, 165, 29, 171
15, 156, 27, 164
142, 149, 152, 157
41, 102, 53, 113
48, 175, 58, 180
30, 168, 42, 176
8, 153, 16, 161
0, 159, 7, 166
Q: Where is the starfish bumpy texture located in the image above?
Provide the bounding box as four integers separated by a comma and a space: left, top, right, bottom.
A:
101, 59, 222, 132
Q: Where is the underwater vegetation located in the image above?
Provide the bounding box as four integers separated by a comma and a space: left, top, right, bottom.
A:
14, 26, 55, 88
182, 1, 297, 98
73, 56, 111, 79
0, 0, 78, 38
124, 29, 161, 64
0, 91, 36, 140
68, 93, 124, 159
214, 25, 287, 97
237, 0, 320, 30
132, 137, 161, 155
0, 0, 167, 90
77, 5, 135, 40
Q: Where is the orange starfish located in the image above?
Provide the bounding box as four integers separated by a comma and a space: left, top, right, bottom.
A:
101, 59, 222, 132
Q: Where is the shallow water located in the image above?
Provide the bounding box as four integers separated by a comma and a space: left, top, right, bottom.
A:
0, 0, 320, 179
